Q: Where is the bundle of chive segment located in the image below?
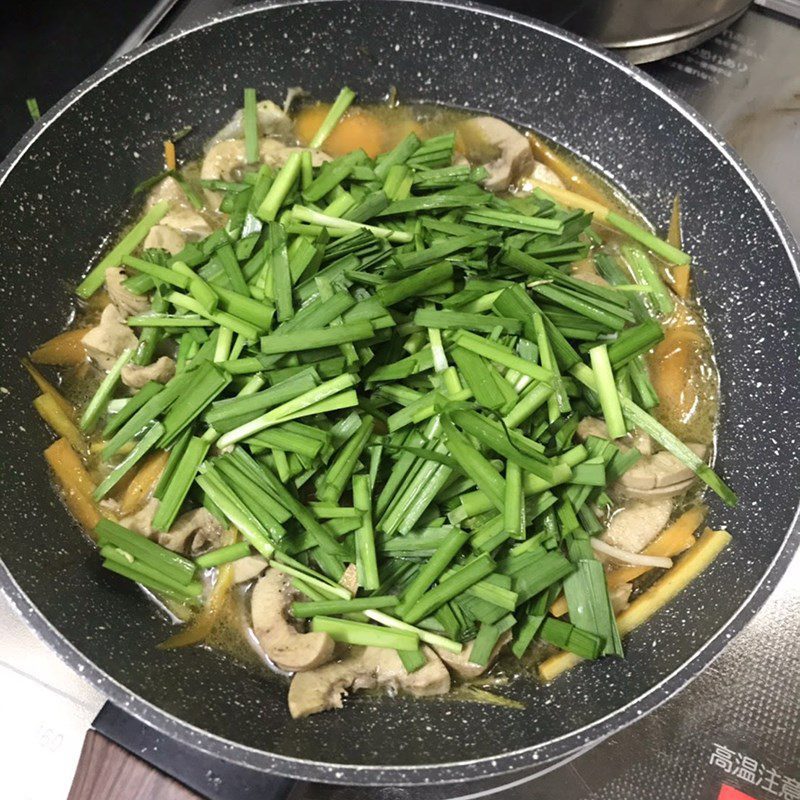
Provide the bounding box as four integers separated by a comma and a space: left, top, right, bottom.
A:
80, 88, 736, 669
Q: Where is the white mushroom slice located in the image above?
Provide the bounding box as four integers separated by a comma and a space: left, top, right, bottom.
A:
143, 208, 212, 253
142, 224, 186, 255
576, 416, 612, 442
121, 356, 176, 389
161, 209, 213, 241
616, 445, 707, 500
119, 496, 159, 537
158, 507, 226, 553
105, 267, 150, 316
531, 161, 565, 189
146, 176, 189, 210
339, 563, 358, 595
571, 259, 610, 289
458, 116, 534, 192
602, 498, 673, 554
610, 582, 633, 614
206, 100, 293, 147
288, 645, 450, 718
435, 630, 511, 679
252, 569, 335, 673
81, 304, 138, 370
231, 555, 268, 584
201, 138, 331, 207
630, 428, 654, 457
575, 416, 655, 458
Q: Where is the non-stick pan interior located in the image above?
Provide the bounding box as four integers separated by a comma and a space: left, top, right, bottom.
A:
0, 0, 798, 785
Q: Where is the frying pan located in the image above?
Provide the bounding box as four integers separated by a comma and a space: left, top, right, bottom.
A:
1, 0, 799, 789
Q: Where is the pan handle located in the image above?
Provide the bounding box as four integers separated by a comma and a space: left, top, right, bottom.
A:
68, 729, 297, 800
68, 730, 204, 799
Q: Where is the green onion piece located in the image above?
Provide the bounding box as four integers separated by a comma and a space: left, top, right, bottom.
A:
259, 320, 375, 355
589, 343, 626, 439
269, 222, 294, 322
195, 541, 252, 569
77, 201, 170, 298
398, 647, 427, 673
353, 473, 379, 590
403, 552, 496, 624
257, 151, 302, 221
539, 616, 604, 660
318, 418, 374, 503
451, 330, 552, 384
607, 211, 690, 266
308, 87, 356, 148
621, 245, 674, 315
243, 88, 259, 164
216, 374, 358, 448
397, 529, 470, 617
92, 422, 164, 500
95, 518, 196, 585
503, 461, 524, 539
152, 436, 210, 531
101, 546, 202, 598
312, 615, 419, 651
27, 97, 41, 122
376, 262, 453, 308
363, 609, 462, 653
291, 595, 399, 617
441, 417, 506, 511
80, 348, 133, 432
291, 205, 413, 243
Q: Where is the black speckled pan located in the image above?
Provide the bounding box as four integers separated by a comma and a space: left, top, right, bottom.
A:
0, 0, 798, 787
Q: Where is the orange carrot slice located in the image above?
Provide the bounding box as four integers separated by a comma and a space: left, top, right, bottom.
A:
31, 328, 90, 366
44, 438, 102, 532
119, 450, 170, 516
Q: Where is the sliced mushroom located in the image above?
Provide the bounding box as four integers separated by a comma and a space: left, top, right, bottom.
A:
206, 100, 293, 147
201, 138, 331, 208
531, 161, 565, 189
288, 645, 450, 718
121, 356, 176, 389
161, 209, 213, 241
142, 209, 212, 254
575, 416, 655, 457
251, 569, 335, 673
105, 267, 150, 316
602, 498, 673, 554
435, 630, 511, 679
119, 496, 159, 537
458, 116, 534, 192
231, 555, 268, 584
616, 444, 707, 500
145, 176, 189, 210
610, 582, 633, 614
571, 259, 610, 289
142, 224, 186, 255
81, 304, 138, 370
339, 563, 358, 595
164, 507, 226, 554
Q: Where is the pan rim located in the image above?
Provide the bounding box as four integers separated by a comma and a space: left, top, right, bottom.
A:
1, 0, 799, 785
